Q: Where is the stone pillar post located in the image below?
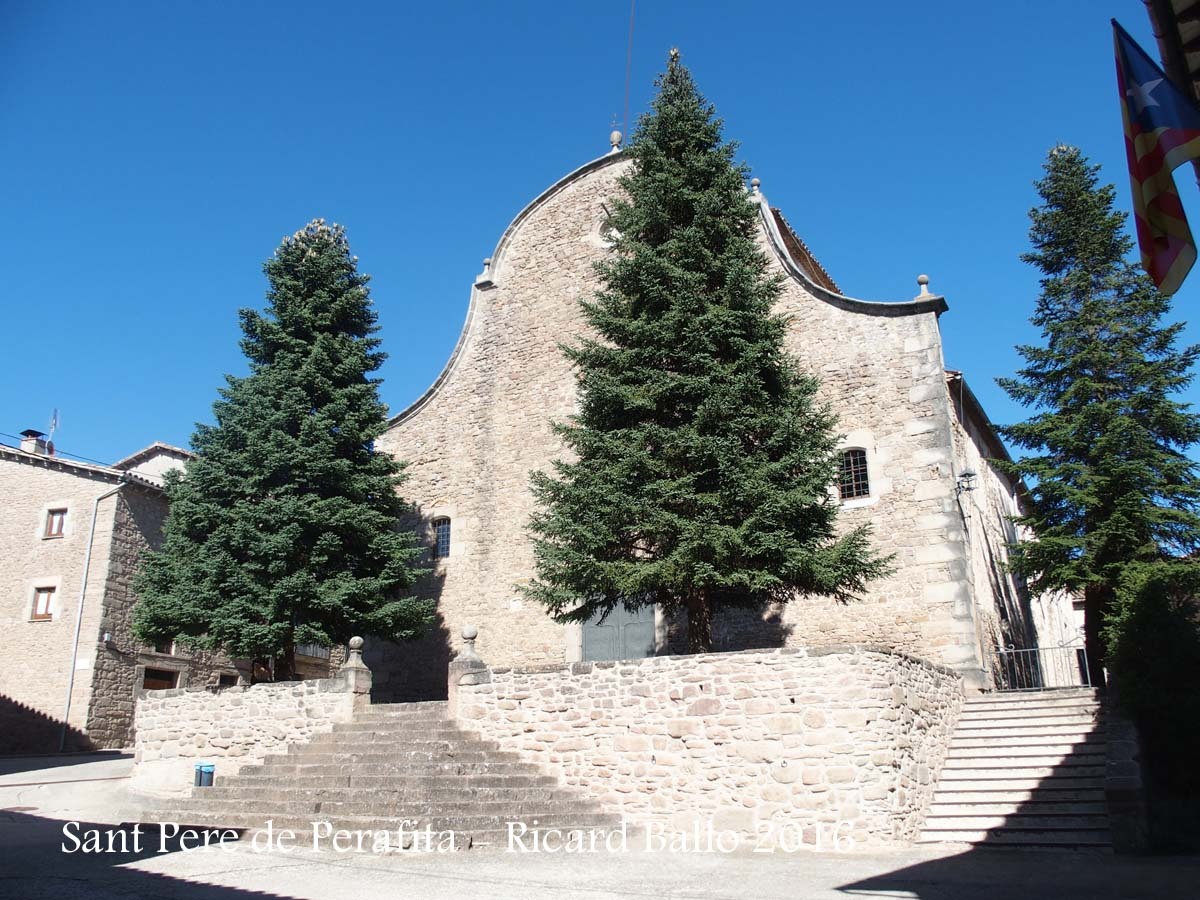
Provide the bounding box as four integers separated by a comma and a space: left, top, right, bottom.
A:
1105, 705, 1149, 852
447, 625, 490, 717
338, 636, 372, 706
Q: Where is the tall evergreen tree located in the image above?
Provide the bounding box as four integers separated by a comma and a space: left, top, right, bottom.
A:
996, 146, 1200, 680
523, 51, 890, 652
133, 220, 432, 678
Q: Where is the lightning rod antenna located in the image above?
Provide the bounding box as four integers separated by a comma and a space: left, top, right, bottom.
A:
623, 0, 636, 140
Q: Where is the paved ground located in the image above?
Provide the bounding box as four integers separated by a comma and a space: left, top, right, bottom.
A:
0, 754, 1196, 900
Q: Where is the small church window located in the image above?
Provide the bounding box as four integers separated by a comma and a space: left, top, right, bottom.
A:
838, 449, 870, 500
433, 517, 451, 559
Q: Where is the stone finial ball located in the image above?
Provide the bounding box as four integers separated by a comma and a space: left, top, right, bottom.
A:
349, 636, 364, 651
917, 274, 930, 286
462, 624, 479, 641
610, 130, 622, 147
751, 178, 760, 187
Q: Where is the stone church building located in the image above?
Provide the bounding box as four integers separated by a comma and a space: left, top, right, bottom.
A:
370, 144, 1064, 701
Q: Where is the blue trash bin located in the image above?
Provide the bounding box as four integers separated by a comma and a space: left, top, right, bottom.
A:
194, 763, 215, 787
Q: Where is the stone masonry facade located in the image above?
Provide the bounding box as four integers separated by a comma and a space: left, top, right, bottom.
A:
375, 150, 1021, 698
452, 644, 963, 848
1, 456, 124, 750
131, 673, 362, 796
0, 443, 240, 753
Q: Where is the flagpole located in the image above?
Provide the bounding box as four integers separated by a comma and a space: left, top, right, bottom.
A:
1141, 3, 1200, 187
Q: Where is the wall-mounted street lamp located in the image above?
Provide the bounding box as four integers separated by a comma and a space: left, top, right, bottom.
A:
956, 470, 978, 496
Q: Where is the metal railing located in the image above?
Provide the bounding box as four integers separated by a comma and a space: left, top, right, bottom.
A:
993, 643, 1092, 692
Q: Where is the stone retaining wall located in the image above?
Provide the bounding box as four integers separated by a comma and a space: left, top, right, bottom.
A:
130, 673, 360, 796
454, 645, 962, 849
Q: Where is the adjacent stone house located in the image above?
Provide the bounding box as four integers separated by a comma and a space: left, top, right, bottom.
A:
370, 146, 1076, 700
0, 432, 238, 753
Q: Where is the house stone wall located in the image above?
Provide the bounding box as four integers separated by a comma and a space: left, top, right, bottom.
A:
454, 645, 962, 848
0, 452, 242, 753
85, 488, 237, 747
377, 151, 990, 695
0, 459, 121, 751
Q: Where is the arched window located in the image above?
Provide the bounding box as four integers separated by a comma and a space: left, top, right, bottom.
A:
838, 449, 870, 500
432, 517, 451, 559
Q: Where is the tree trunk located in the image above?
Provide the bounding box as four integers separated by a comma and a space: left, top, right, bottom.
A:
686, 591, 713, 654
1083, 582, 1113, 690
276, 641, 297, 682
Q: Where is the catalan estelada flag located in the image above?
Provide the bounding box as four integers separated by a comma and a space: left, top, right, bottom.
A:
1114, 19, 1200, 295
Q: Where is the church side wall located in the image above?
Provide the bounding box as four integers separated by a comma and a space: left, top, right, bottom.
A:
946, 384, 1028, 688
721, 238, 982, 682
945, 386, 1086, 687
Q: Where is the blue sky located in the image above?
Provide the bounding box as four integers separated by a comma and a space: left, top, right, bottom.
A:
2, 1, 1198, 465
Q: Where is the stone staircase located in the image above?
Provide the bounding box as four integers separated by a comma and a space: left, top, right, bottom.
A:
919, 688, 1110, 849
149, 701, 620, 850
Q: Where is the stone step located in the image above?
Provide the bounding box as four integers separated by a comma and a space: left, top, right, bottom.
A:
933, 774, 1105, 791
303, 733, 504, 750
917, 828, 1112, 848
927, 800, 1107, 817
225, 772, 561, 790
194, 786, 567, 804
964, 696, 1099, 710
351, 707, 450, 721
329, 724, 470, 737
257, 751, 519, 766
965, 689, 1098, 700
950, 730, 1104, 748
933, 788, 1105, 804
940, 754, 1104, 771
921, 813, 1109, 831
335, 715, 453, 726
176, 798, 599, 818
944, 745, 1106, 762
367, 702, 451, 713
953, 722, 1104, 739
957, 708, 1101, 724
960, 705, 1099, 720
241, 758, 532, 777
164, 811, 622, 839
235, 761, 546, 779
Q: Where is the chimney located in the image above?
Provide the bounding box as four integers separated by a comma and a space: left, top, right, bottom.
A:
19, 429, 52, 456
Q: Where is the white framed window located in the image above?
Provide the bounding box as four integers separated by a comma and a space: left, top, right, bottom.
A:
31, 586, 55, 621
44, 508, 67, 538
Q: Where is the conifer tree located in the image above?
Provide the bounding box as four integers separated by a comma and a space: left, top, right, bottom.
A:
997, 146, 1200, 680
524, 52, 890, 652
133, 220, 432, 678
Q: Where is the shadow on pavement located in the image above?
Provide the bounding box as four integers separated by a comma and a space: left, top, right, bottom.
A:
0, 751, 131, 780
836, 844, 1200, 900
0, 810, 300, 900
